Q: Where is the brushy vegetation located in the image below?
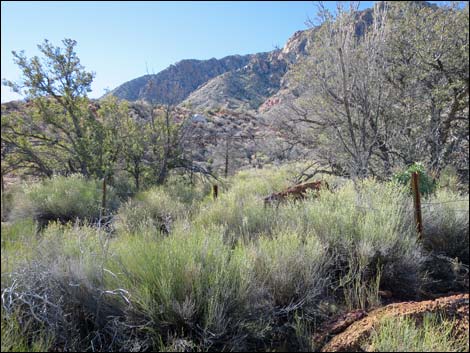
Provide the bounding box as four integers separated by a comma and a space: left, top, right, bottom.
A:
114, 187, 187, 235
421, 188, 469, 265
114, 175, 212, 235
9, 174, 120, 227
1, 309, 52, 353
1, 165, 468, 352
393, 162, 438, 196
366, 313, 469, 352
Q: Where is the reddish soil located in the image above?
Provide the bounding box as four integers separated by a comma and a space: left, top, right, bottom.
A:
317, 293, 469, 352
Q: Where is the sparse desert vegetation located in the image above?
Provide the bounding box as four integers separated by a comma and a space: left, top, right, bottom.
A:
1, 1, 468, 351
1, 164, 468, 351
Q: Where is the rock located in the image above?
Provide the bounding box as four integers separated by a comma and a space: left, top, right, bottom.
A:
320, 294, 469, 352
190, 114, 207, 123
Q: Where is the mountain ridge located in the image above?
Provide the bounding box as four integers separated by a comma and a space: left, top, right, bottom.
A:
107, 26, 317, 112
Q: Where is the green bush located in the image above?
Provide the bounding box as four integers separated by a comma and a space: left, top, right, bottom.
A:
1, 218, 38, 275
194, 165, 310, 242
163, 174, 212, 206
393, 162, 437, 196
1, 183, 22, 222
367, 313, 469, 352
108, 224, 253, 349
1, 308, 52, 353
6, 164, 466, 351
106, 222, 334, 350
110, 170, 138, 201
10, 174, 119, 227
114, 187, 187, 235
243, 230, 331, 311
297, 179, 424, 306
198, 174, 425, 307
437, 165, 463, 193
1, 223, 138, 352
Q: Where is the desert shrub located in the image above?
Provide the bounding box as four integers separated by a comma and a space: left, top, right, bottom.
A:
114, 187, 187, 235
194, 165, 304, 242
1, 308, 52, 352
1, 183, 23, 222
163, 174, 212, 206
1, 217, 37, 246
1, 218, 38, 273
421, 188, 469, 264
4, 165, 457, 351
195, 191, 276, 243
245, 231, 330, 310
1, 224, 143, 352
108, 224, 252, 350
107, 224, 333, 351
438, 165, 464, 193
1, 261, 128, 352
393, 162, 437, 196
198, 171, 425, 307
10, 174, 119, 227
110, 170, 138, 201
297, 179, 425, 307
366, 313, 469, 352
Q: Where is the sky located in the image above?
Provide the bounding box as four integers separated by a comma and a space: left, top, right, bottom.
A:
1, 1, 444, 102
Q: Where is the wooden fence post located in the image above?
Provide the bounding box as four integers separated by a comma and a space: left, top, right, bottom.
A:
212, 184, 218, 200
411, 171, 423, 239
102, 176, 107, 217
1, 171, 5, 220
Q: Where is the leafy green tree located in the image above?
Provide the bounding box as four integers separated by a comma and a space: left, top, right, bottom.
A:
2, 99, 69, 176
87, 96, 130, 180
3, 39, 96, 176
121, 104, 148, 190
2, 39, 132, 183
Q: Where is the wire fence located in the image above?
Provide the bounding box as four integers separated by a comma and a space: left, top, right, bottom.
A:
348, 201, 469, 214
421, 199, 470, 206
2, 173, 469, 243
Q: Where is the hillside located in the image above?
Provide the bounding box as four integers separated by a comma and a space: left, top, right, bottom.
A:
108, 27, 317, 112
108, 54, 253, 104
107, 6, 380, 113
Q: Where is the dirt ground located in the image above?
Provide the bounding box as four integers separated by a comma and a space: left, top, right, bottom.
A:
315, 293, 469, 352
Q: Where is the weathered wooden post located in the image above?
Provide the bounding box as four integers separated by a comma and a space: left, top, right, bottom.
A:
101, 176, 107, 217
212, 184, 218, 200
411, 171, 423, 239
224, 137, 229, 178
1, 171, 5, 220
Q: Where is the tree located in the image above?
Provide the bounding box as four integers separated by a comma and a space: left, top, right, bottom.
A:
137, 78, 214, 185
87, 96, 129, 180
288, 2, 394, 179
2, 39, 97, 177
120, 104, 147, 191
384, 1, 469, 178
283, 1, 469, 180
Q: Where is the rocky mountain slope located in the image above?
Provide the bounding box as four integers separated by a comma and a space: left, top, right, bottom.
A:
108, 27, 317, 112
110, 4, 441, 114
182, 28, 316, 112
108, 54, 253, 105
